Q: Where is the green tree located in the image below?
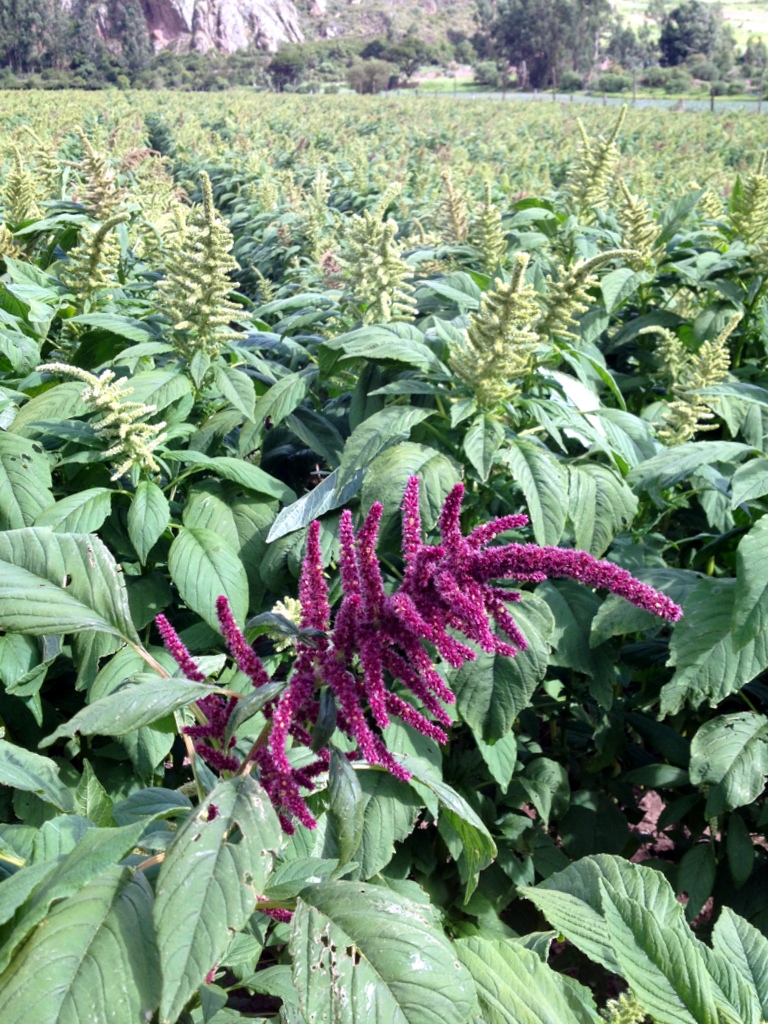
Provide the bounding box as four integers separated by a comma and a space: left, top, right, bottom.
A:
659, 0, 727, 66
110, 0, 151, 76
491, 0, 611, 88
267, 45, 308, 90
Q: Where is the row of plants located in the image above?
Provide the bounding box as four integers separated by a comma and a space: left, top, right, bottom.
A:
0, 94, 766, 1022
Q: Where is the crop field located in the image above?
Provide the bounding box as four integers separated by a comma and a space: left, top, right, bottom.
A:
0, 89, 767, 1024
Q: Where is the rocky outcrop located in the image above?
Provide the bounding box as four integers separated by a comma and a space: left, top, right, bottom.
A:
71, 0, 304, 55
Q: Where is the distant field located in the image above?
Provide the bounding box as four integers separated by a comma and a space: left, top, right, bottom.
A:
615, 0, 768, 45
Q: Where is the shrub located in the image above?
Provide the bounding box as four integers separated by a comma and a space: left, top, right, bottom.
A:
473, 60, 502, 88
559, 70, 584, 91
595, 72, 632, 93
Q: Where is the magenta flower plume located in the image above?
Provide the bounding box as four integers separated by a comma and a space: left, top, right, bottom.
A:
215, 596, 270, 688
156, 614, 206, 682
155, 474, 681, 836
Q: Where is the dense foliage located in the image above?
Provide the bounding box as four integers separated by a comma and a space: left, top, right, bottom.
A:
0, 91, 767, 1023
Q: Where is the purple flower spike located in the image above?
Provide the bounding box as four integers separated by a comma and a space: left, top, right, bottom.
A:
215, 596, 270, 688
156, 614, 206, 682
299, 520, 330, 632
401, 476, 422, 567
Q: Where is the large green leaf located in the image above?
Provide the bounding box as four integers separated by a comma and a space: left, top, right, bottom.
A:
398, 754, 496, 901
567, 463, 638, 556
360, 442, 462, 533
0, 821, 147, 973
712, 908, 768, 1019
0, 740, 74, 812
167, 450, 295, 502
627, 442, 755, 493
0, 432, 53, 529
127, 480, 170, 564
503, 440, 567, 545
335, 406, 433, 493
353, 769, 422, 880
599, 880, 719, 1024
326, 746, 365, 871
688, 712, 768, 817
154, 775, 281, 1023
34, 488, 112, 533
168, 526, 249, 631
463, 415, 504, 483
0, 867, 161, 1024
732, 515, 768, 649
731, 459, 768, 508
456, 936, 599, 1024
290, 881, 478, 1024
522, 854, 686, 974
450, 593, 554, 741
663, 579, 768, 714
41, 676, 215, 746
0, 528, 140, 646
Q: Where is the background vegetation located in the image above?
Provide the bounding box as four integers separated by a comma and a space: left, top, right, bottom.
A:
0, 90, 767, 1022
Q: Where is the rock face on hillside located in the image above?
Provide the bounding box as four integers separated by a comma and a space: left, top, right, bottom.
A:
140, 0, 303, 52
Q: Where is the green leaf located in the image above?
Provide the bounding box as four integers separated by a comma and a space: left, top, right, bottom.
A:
663, 579, 768, 715
41, 675, 215, 746
74, 761, 114, 827
463, 415, 504, 482
327, 746, 365, 871
168, 526, 249, 632
676, 843, 716, 922
0, 821, 148, 973
522, 854, 687, 974
731, 459, 768, 508
456, 936, 599, 1024
688, 712, 768, 817
712, 908, 768, 1019
567, 464, 637, 557
112, 788, 192, 826
320, 326, 443, 374
335, 406, 433, 493
127, 368, 193, 412
601, 267, 641, 314
168, 450, 295, 503
0, 432, 53, 529
398, 754, 496, 901
352, 769, 422, 880
154, 775, 281, 1023
599, 879, 719, 1024
0, 740, 74, 812
503, 440, 567, 545
34, 487, 112, 533
7, 381, 88, 436
360, 442, 462, 533
732, 515, 768, 649
0, 867, 161, 1024
0, 859, 58, 927
248, 369, 313, 435
450, 593, 554, 741
474, 731, 518, 793
212, 364, 256, 420
726, 812, 755, 889
627, 442, 755, 493
128, 481, 170, 564
0, 528, 140, 649
290, 880, 478, 1024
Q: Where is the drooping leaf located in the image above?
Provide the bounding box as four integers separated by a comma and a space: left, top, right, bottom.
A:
0, 867, 161, 1024
360, 442, 462, 533
290, 881, 478, 1024
567, 463, 638, 556
154, 775, 281, 1023
0, 528, 140, 646
34, 488, 112, 534
41, 676, 215, 746
456, 935, 599, 1024
732, 515, 768, 649
712, 907, 768, 1019
0, 740, 74, 812
688, 712, 768, 817
663, 579, 768, 714
0, 431, 53, 529
463, 415, 505, 483
627, 442, 755, 493
450, 594, 554, 741
599, 880, 719, 1024
327, 746, 365, 871
127, 481, 170, 565
335, 406, 433, 493
168, 526, 249, 632
503, 440, 567, 545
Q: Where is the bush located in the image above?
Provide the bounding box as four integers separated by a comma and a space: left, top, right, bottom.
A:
726, 80, 746, 94
595, 72, 632, 93
473, 60, 502, 88
640, 64, 692, 91
663, 69, 693, 92
559, 70, 584, 91
689, 58, 719, 80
